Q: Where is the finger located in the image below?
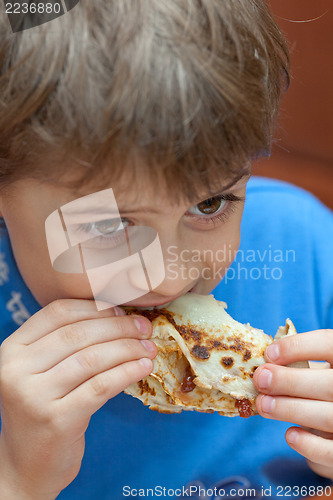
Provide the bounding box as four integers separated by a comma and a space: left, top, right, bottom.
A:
26, 315, 153, 373
285, 426, 333, 472
254, 363, 333, 401
9, 299, 125, 345
44, 338, 157, 398
256, 394, 333, 433
58, 358, 154, 421
264, 330, 333, 366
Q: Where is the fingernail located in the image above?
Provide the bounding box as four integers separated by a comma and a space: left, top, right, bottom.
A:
114, 307, 126, 316
287, 430, 299, 444
139, 358, 153, 369
258, 369, 272, 389
140, 340, 156, 353
134, 317, 149, 334
261, 395, 275, 413
266, 343, 280, 361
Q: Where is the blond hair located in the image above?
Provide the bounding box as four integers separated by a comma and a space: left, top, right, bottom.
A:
0, 0, 289, 201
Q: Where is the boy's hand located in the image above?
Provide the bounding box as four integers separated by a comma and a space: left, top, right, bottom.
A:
253, 329, 333, 481
0, 299, 157, 500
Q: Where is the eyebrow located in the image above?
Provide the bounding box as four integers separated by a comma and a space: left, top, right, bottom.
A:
66, 172, 250, 218
117, 172, 250, 214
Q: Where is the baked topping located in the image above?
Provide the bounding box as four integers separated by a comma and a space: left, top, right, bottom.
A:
235, 399, 253, 418
191, 344, 210, 360
180, 365, 196, 393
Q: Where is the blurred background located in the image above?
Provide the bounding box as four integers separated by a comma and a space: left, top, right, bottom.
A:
253, 0, 333, 209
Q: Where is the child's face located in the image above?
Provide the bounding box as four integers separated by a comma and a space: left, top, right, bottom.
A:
0, 171, 248, 308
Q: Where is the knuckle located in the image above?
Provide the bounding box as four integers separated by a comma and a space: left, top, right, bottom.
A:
90, 375, 109, 398
326, 373, 333, 401
280, 335, 300, 358
76, 349, 99, 372
279, 367, 297, 395
46, 299, 71, 318
322, 409, 333, 432
125, 359, 150, 383
113, 316, 138, 338
281, 398, 298, 424
327, 387, 333, 403
111, 316, 127, 338
118, 338, 139, 355
61, 323, 87, 346
120, 362, 137, 383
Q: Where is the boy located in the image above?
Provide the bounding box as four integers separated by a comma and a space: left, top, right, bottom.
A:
0, 1, 332, 499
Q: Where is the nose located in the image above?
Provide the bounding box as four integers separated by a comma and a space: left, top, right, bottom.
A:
127, 243, 196, 299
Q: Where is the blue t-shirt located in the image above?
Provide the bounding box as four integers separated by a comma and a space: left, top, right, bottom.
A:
0, 177, 332, 499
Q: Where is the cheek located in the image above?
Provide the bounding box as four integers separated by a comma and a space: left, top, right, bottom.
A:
196, 216, 242, 289
24, 255, 94, 305
208, 230, 241, 268
209, 210, 242, 261
5, 216, 94, 306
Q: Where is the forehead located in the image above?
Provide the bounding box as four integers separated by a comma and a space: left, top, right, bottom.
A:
57, 166, 250, 211
1, 160, 249, 215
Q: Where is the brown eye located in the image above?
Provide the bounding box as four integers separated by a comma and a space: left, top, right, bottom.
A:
197, 198, 223, 214
188, 197, 226, 216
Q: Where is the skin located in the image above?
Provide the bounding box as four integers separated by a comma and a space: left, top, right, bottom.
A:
254, 337, 333, 481
0, 171, 332, 496
0, 171, 247, 499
